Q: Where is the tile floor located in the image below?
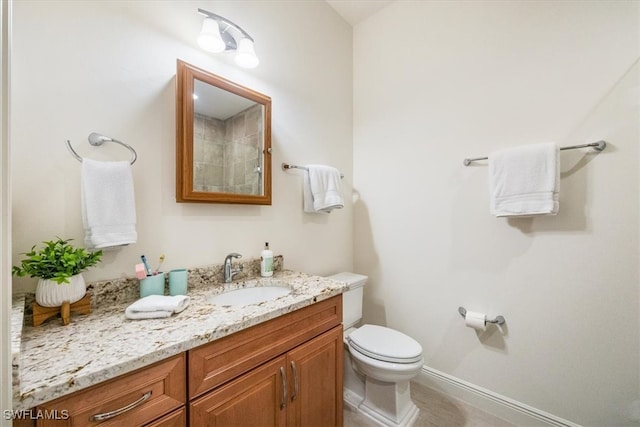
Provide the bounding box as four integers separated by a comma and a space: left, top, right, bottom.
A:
343, 381, 516, 427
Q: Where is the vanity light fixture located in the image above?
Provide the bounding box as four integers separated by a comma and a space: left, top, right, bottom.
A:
196, 9, 260, 69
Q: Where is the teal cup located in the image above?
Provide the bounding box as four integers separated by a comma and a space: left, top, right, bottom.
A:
169, 269, 188, 296
140, 273, 165, 297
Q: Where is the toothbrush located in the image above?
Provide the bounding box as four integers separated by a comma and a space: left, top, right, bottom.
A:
153, 254, 165, 275
140, 255, 152, 276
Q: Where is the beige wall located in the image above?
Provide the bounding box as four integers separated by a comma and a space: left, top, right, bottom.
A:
10, 0, 640, 424
10, 0, 353, 290
354, 1, 639, 425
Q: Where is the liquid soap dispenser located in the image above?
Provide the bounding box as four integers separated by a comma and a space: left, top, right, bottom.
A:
261, 242, 274, 277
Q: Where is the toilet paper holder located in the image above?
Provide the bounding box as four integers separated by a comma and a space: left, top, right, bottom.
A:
458, 307, 505, 325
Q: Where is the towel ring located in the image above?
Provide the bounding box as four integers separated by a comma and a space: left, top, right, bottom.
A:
66, 132, 137, 165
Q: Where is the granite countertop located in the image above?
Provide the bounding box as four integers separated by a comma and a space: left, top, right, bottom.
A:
12, 262, 348, 410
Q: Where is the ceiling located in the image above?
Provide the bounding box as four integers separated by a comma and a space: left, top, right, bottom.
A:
325, 0, 395, 26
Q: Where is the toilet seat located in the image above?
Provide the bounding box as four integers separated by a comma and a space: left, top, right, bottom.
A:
347, 324, 423, 364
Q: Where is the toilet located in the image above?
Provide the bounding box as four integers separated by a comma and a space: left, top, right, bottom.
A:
327, 272, 424, 427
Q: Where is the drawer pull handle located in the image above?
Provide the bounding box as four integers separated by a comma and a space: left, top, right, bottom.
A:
280, 366, 287, 410
90, 390, 152, 421
290, 361, 299, 401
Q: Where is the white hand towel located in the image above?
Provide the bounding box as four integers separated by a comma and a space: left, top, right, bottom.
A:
303, 172, 315, 213
303, 165, 344, 214
489, 142, 559, 217
81, 158, 137, 249
125, 295, 190, 320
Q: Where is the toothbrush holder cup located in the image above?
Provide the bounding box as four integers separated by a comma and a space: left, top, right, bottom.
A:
169, 269, 188, 296
139, 273, 165, 297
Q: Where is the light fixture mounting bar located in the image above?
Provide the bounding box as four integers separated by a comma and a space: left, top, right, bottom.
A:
197, 8, 254, 42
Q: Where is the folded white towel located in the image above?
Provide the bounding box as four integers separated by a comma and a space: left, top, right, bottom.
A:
125, 295, 190, 320
303, 172, 315, 213
81, 158, 137, 249
303, 165, 344, 213
489, 142, 560, 217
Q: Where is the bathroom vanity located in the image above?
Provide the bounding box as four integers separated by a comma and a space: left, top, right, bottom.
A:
11, 268, 347, 426
189, 296, 342, 426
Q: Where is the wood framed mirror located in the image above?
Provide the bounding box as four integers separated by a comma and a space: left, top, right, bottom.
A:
176, 60, 272, 204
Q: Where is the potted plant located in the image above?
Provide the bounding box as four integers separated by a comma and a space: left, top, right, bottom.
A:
12, 238, 102, 307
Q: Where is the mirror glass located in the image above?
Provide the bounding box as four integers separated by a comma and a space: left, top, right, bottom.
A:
176, 60, 272, 204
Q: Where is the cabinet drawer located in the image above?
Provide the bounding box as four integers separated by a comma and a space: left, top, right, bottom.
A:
37, 354, 185, 427
189, 295, 342, 398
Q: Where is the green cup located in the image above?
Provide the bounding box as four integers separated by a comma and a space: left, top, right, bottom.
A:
169, 269, 188, 296
139, 273, 165, 297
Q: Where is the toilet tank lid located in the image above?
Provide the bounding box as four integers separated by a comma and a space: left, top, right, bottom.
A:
327, 272, 368, 289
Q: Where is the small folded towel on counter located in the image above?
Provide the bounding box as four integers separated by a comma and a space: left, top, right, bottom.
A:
303, 164, 344, 213
489, 142, 559, 217
82, 158, 137, 249
125, 295, 190, 320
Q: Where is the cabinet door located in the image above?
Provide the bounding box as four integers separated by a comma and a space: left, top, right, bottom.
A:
287, 326, 343, 427
190, 356, 287, 427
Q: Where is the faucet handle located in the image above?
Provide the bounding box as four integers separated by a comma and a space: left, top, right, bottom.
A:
225, 253, 242, 264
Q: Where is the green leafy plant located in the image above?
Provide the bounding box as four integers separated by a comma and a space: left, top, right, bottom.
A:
12, 238, 102, 284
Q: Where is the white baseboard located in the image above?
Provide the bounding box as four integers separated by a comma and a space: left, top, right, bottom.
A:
415, 366, 582, 427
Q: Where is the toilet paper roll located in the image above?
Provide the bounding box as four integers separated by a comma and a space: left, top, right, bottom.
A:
465, 311, 486, 331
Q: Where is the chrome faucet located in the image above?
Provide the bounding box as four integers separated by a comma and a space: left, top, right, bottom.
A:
223, 253, 243, 283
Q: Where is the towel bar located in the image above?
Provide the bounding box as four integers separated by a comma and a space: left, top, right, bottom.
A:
463, 140, 606, 166
458, 306, 505, 325
66, 132, 137, 165
282, 162, 344, 178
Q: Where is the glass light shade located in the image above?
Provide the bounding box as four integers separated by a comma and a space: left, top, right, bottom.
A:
197, 18, 225, 53
235, 38, 260, 68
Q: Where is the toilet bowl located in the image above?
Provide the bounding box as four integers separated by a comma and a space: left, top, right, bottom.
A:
328, 273, 424, 427
347, 324, 424, 383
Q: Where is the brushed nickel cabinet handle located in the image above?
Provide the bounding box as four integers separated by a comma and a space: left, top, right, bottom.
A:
290, 361, 299, 401
280, 367, 287, 410
90, 390, 152, 421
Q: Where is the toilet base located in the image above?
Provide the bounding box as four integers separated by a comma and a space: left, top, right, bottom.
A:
358, 400, 419, 427
361, 377, 419, 427
345, 377, 420, 427
344, 387, 364, 412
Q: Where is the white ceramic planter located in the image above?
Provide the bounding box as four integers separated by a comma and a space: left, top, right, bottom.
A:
35, 274, 86, 307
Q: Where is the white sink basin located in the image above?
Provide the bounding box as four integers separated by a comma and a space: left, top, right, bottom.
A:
208, 281, 291, 306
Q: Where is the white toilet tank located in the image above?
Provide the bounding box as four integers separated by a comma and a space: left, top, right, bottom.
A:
327, 272, 368, 329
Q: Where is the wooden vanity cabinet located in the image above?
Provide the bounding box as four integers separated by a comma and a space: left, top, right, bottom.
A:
25, 295, 343, 427
188, 295, 343, 427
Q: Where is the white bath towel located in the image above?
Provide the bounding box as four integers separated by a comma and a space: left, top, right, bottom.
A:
125, 295, 190, 320
82, 158, 137, 249
489, 142, 560, 217
303, 165, 344, 213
